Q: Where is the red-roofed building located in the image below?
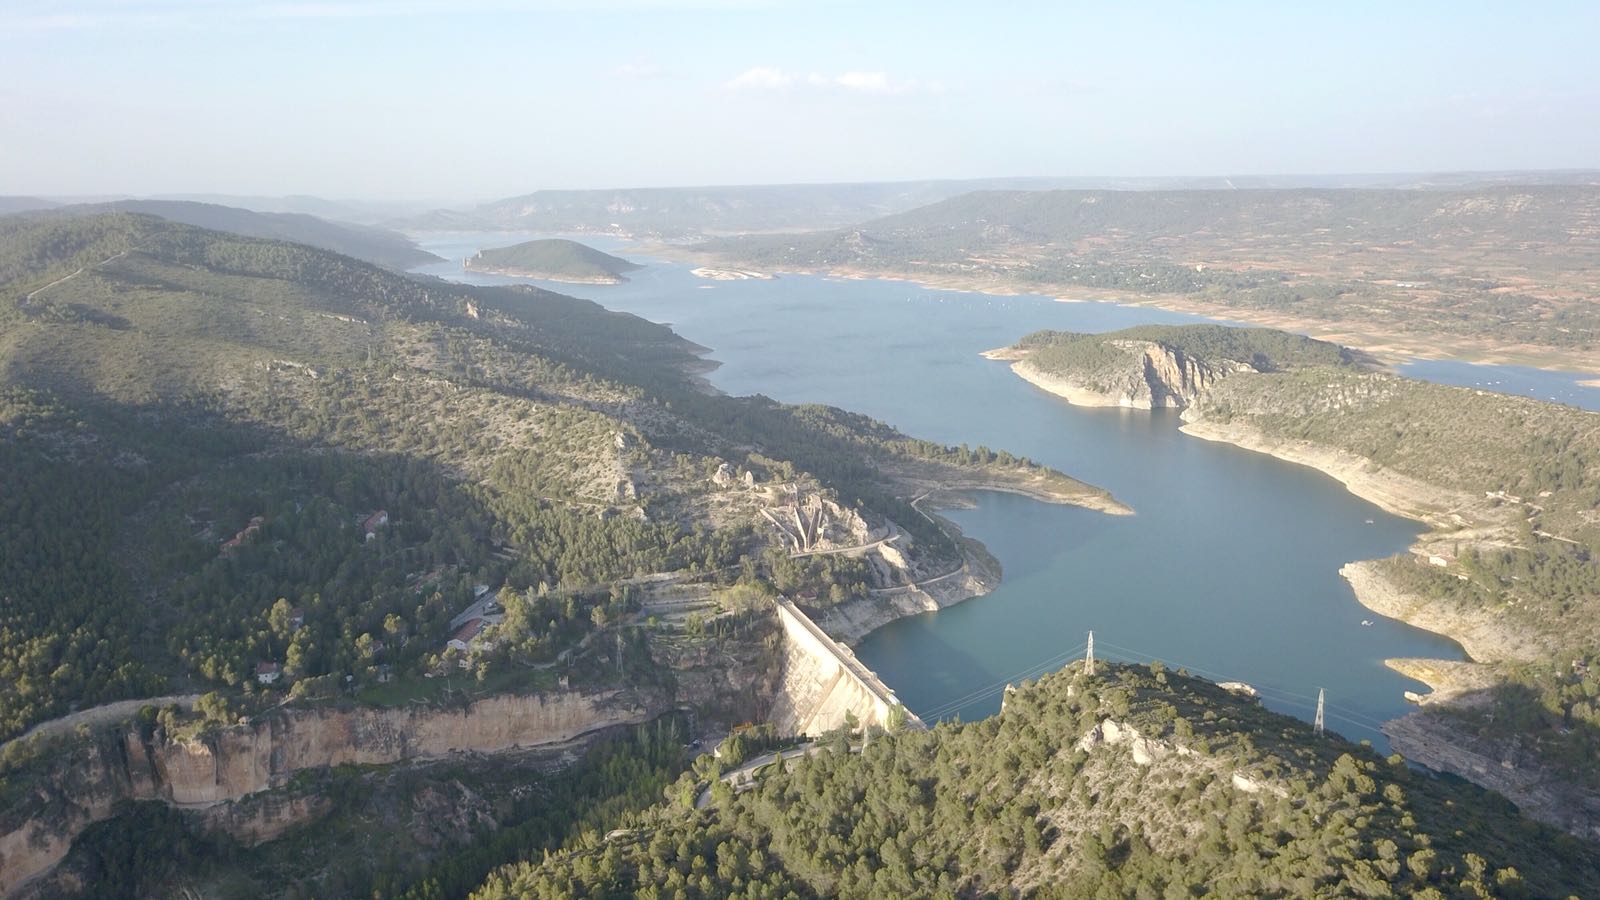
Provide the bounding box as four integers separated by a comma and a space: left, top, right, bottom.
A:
362, 510, 389, 541
255, 661, 281, 684
447, 618, 495, 659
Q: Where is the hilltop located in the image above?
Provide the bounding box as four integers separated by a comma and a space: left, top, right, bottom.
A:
474, 663, 1600, 898
697, 186, 1600, 370
989, 324, 1366, 409
465, 238, 644, 283
993, 324, 1600, 838
22, 199, 442, 269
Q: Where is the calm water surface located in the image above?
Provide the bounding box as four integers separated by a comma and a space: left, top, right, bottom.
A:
413, 232, 1597, 747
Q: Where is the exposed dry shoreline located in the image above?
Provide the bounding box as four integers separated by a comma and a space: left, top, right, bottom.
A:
815, 457, 1132, 644
463, 260, 625, 284
663, 246, 1600, 375
1000, 356, 1149, 409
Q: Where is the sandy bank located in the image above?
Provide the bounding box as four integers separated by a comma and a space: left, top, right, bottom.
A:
877, 457, 1133, 518
1341, 561, 1549, 665
665, 247, 1600, 374
463, 260, 625, 284
690, 266, 773, 281
1175, 418, 1480, 528
1007, 359, 1151, 410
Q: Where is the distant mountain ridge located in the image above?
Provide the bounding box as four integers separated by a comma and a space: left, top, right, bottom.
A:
0, 196, 58, 216
17, 199, 441, 270
394, 170, 1600, 236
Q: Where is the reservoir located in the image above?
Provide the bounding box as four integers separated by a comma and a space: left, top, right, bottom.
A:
412, 232, 1594, 748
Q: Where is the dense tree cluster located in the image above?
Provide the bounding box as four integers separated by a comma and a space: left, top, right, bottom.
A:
474, 665, 1598, 899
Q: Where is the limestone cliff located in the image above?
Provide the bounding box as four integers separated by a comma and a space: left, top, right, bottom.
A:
0, 690, 650, 897
1006, 339, 1257, 410
1384, 712, 1600, 842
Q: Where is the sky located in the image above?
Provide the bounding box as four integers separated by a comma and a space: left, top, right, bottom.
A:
2, 0, 1598, 204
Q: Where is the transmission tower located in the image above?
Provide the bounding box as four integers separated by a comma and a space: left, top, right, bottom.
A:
1085, 630, 1095, 677
1314, 688, 1325, 735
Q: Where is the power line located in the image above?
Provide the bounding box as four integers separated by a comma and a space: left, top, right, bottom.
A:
1089, 645, 1391, 736
1091, 639, 1392, 732
916, 642, 1087, 721
916, 643, 1087, 721
908, 632, 1396, 743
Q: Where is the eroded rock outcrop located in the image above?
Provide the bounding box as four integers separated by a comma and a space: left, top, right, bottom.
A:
1011, 340, 1257, 410
0, 690, 649, 897
1384, 711, 1600, 842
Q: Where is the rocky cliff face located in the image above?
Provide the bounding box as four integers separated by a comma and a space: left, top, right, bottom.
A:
1384, 712, 1600, 842
1012, 340, 1257, 410
0, 690, 649, 897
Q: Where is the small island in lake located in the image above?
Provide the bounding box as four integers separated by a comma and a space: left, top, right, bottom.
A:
464, 238, 644, 283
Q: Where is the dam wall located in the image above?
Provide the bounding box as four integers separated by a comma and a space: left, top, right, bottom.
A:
768, 599, 925, 737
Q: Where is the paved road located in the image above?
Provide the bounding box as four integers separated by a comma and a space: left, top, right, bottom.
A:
1, 694, 199, 753
695, 742, 820, 809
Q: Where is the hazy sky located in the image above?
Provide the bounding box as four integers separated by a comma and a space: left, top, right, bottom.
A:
3, 0, 1598, 203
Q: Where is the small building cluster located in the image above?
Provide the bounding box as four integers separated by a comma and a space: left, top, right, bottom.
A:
444, 586, 505, 666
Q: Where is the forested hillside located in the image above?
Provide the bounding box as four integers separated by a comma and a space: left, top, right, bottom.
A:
473, 664, 1600, 898
0, 212, 1100, 744
19, 199, 441, 269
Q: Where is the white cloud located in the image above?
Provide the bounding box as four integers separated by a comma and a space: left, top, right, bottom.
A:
725, 67, 797, 91
726, 67, 936, 95
613, 59, 664, 79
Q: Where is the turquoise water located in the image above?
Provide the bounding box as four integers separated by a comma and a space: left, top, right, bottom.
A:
411, 233, 1591, 748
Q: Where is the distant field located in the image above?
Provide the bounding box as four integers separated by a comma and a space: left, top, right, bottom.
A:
698, 186, 1600, 370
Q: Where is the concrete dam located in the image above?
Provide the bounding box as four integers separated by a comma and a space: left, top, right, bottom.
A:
768, 599, 926, 737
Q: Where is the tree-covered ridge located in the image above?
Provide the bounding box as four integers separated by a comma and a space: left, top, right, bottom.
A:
467, 239, 644, 282
698, 186, 1600, 359
26, 199, 443, 269
1015, 324, 1361, 379
473, 663, 1599, 899
0, 213, 1095, 742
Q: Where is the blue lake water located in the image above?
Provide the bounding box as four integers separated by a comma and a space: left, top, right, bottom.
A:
413, 232, 1599, 748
